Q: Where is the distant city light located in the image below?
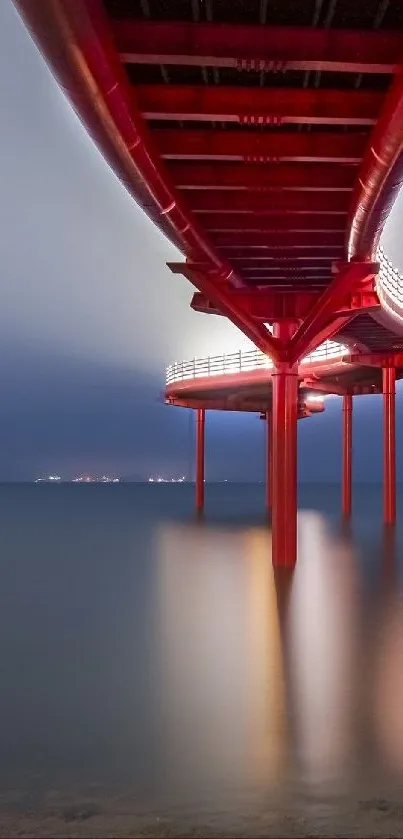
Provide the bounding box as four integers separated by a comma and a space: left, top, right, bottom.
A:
148, 476, 186, 483
35, 475, 120, 484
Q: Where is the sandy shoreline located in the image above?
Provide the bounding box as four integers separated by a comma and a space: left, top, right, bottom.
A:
3, 784, 403, 838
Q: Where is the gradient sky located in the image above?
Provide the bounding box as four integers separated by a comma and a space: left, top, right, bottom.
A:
1, 0, 403, 481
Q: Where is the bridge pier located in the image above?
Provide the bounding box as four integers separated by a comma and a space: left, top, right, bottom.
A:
271, 362, 299, 568
266, 410, 273, 511
383, 367, 396, 525
196, 407, 205, 512
342, 394, 353, 517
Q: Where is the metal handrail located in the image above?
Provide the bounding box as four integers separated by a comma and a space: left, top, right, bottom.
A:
377, 246, 403, 319
166, 339, 348, 385
166, 250, 403, 387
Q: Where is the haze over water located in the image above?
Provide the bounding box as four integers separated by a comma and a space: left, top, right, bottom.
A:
1, 482, 403, 836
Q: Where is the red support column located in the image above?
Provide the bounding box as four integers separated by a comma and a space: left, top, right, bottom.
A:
342, 394, 353, 517
383, 367, 396, 525
266, 410, 272, 510
271, 362, 299, 568
196, 408, 205, 511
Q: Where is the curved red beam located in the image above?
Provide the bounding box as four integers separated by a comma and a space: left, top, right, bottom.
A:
347, 68, 403, 261
13, 0, 240, 285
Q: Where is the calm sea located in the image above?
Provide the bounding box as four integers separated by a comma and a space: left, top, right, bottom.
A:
1, 482, 403, 835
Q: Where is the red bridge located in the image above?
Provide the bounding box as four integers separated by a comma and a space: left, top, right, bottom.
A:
15, 0, 403, 565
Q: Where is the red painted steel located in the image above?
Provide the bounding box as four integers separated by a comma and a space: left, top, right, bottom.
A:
13, 1, 403, 362
203, 214, 345, 233
348, 70, 403, 260
12, 0, 246, 289
271, 322, 299, 568
383, 367, 396, 525
350, 351, 403, 367
288, 262, 378, 363
214, 232, 345, 248
113, 20, 401, 74
138, 85, 381, 126
156, 128, 367, 163
225, 248, 344, 259
271, 360, 299, 567
342, 394, 353, 518
168, 263, 280, 356
266, 411, 272, 511
172, 164, 356, 193
12, 1, 403, 556
196, 408, 205, 512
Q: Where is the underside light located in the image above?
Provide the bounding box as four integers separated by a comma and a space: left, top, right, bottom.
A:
306, 393, 325, 405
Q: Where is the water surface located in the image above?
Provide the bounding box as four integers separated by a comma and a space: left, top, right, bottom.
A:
0, 482, 402, 836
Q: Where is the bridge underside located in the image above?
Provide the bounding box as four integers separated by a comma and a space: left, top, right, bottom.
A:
13, 0, 403, 566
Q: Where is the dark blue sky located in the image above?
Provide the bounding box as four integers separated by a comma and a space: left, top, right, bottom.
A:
2, 0, 403, 481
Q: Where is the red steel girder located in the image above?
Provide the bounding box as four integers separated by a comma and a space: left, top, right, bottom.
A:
213, 231, 344, 247
348, 65, 403, 260
349, 352, 403, 367
188, 189, 350, 214
191, 289, 319, 320
167, 261, 281, 359
302, 379, 350, 396
238, 259, 332, 269
138, 85, 382, 126
240, 265, 332, 275
191, 285, 380, 321
228, 252, 337, 264
203, 214, 345, 233
156, 129, 367, 163
220, 243, 343, 251
342, 394, 353, 518
243, 280, 329, 288
171, 162, 356, 192
11, 0, 247, 288
114, 20, 402, 74
383, 367, 396, 525
196, 408, 205, 512
167, 397, 272, 413
288, 261, 378, 362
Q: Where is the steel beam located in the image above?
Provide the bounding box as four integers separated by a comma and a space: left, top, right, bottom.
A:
115, 20, 401, 73
156, 128, 367, 162
266, 411, 273, 511
167, 262, 281, 358
214, 231, 344, 248
220, 246, 344, 257
271, 345, 299, 568
349, 351, 403, 367
348, 68, 403, 260
172, 163, 356, 193
342, 394, 353, 518
287, 262, 378, 363
191, 289, 320, 320
383, 367, 396, 526
138, 85, 381, 126
203, 213, 345, 232
196, 408, 205, 512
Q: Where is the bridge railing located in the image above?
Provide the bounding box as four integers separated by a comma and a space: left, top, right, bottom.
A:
377, 246, 403, 318
166, 339, 347, 386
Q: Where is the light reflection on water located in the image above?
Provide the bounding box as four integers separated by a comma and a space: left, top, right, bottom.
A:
0, 484, 403, 812
152, 512, 403, 801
